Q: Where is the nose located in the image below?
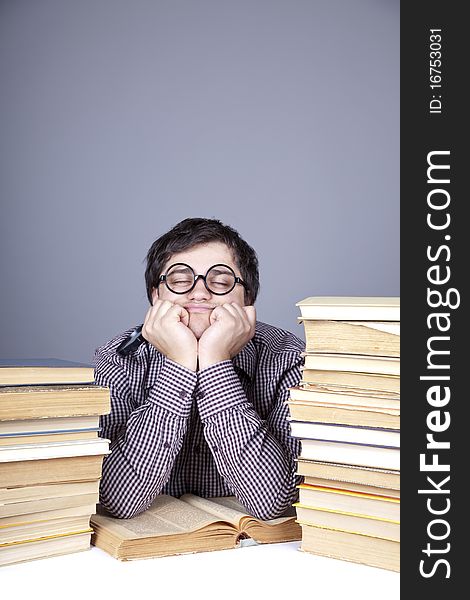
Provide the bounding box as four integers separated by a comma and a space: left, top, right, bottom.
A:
187, 276, 212, 300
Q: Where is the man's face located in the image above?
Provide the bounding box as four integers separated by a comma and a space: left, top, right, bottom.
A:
154, 241, 247, 339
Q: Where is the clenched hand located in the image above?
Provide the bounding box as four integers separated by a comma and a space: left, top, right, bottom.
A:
142, 298, 198, 371
198, 303, 256, 370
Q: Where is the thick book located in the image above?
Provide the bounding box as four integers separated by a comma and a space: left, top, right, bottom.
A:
0, 503, 98, 528
0, 438, 110, 463
91, 494, 300, 560
296, 459, 400, 490
0, 415, 100, 436
0, 430, 99, 447
287, 402, 400, 430
302, 353, 400, 376
289, 421, 400, 448
300, 523, 399, 572
298, 476, 400, 499
289, 385, 399, 409
0, 454, 106, 488
301, 369, 400, 395
0, 491, 100, 519
299, 439, 400, 470
301, 320, 400, 357
296, 297, 400, 321
0, 531, 92, 567
0, 480, 100, 504
295, 504, 400, 542
0, 358, 95, 386
297, 484, 399, 521
0, 385, 110, 421
1, 515, 92, 546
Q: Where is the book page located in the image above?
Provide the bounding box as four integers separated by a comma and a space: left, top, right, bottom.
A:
298, 383, 400, 399
342, 322, 400, 335
184, 495, 296, 526
92, 496, 222, 540
180, 494, 247, 526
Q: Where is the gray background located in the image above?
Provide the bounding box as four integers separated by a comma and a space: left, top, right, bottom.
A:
0, 0, 399, 364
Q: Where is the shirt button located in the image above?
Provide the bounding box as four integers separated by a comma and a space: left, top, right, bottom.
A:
163, 442, 171, 449
178, 390, 188, 399
196, 391, 205, 400
194, 445, 200, 454
212, 446, 219, 453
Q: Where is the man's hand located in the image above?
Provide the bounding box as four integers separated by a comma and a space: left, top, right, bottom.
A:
198, 303, 256, 371
142, 298, 198, 371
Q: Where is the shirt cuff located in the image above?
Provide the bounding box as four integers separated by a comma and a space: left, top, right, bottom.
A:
147, 358, 197, 418
196, 360, 247, 420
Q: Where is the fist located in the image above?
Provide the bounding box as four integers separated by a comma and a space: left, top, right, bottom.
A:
142, 298, 198, 371
198, 303, 256, 370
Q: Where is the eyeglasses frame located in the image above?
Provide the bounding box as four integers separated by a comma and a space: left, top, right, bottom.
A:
158, 262, 248, 296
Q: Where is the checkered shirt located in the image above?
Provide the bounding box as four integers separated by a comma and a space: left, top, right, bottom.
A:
94, 321, 304, 520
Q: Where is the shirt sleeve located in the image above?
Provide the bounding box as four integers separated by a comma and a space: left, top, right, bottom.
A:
95, 348, 197, 519
196, 355, 302, 520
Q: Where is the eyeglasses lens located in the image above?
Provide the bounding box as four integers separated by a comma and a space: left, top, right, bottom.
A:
166, 265, 194, 293
205, 267, 235, 294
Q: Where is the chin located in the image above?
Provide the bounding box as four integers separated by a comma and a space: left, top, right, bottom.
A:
188, 314, 211, 339
189, 325, 209, 340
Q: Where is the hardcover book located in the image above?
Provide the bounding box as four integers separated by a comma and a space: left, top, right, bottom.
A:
0, 532, 92, 567
289, 385, 400, 409
296, 297, 400, 321
0, 454, 106, 488
295, 504, 399, 542
287, 402, 400, 430
302, 353, 400, 376
301, 319, 400, 357
0, 515, 93, 546
299, 439, 400, 470
297, 459, 400, 491
0, 358, 95, 386
297, 484, 400, 521
0, 416, 100, 435
0, 385, 110, 420
289, 420, 400, 447
299, 523, 400, 572
300, 369, 400, 394
0, 438, 110, 463
297, 475, 400, 498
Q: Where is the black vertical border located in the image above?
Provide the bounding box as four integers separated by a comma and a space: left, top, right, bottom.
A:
401, 2, 465, 595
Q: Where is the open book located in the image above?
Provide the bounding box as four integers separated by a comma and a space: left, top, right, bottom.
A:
91, 494, 300, 560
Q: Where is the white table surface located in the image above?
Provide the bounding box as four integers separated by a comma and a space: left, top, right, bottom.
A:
1, 540, 399, 600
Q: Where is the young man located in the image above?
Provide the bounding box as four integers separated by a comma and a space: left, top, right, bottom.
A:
94, 218, 304, 520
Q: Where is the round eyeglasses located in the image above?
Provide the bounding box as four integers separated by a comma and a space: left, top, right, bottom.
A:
158, 263, 247, 296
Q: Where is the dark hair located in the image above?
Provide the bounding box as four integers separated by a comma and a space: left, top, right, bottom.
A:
145, 218, 260, 305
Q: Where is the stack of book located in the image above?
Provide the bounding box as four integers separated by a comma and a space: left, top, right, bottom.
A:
0, 359, 111, 566
289, 297, 400, 572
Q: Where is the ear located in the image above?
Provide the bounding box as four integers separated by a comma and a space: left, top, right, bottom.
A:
151, 287, 159, 305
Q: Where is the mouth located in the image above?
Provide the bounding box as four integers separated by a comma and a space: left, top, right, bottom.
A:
184, 304, 214, 314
